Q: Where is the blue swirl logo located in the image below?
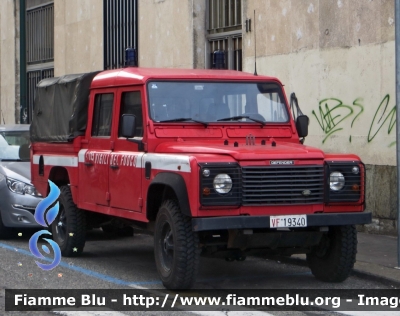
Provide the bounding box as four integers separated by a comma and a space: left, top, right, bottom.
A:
29, 180, 62, 270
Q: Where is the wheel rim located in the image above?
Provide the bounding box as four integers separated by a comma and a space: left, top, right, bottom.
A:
160, 221, 174, 272
55, 206, 67, 243
314, 235, 331, 258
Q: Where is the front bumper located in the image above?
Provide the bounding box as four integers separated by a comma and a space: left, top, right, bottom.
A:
0, 186, 42, 228
192, 211, 372, 232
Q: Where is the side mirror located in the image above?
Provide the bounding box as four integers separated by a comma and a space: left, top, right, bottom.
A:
121, 114, 136, 138
296, 115, 309, 138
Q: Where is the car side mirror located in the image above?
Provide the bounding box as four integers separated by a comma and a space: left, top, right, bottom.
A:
121, 114, 136, 138
296, 115, 309, 138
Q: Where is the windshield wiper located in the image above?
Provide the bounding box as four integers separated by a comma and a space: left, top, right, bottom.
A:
158, 117, 208, 127
217, 115, 266, 126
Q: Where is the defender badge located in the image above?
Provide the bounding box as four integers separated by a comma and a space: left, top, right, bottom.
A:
270, 160, 294, 165
302, 190, 312, 196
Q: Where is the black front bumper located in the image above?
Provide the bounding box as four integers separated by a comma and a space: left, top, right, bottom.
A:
192, 211, 372, 232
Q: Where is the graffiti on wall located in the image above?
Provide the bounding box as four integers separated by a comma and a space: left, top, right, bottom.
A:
312, 95, 396, 147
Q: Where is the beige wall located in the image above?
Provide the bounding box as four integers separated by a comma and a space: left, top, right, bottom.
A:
138, 0, 206, 69
243, 0, 396, 166
0, 0, 18, 124
54, 0, 103, 76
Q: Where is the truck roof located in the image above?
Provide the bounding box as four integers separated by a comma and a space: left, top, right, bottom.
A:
91, 67, 282, 89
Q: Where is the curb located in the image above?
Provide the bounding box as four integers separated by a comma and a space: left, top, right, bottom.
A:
270, 255, 400, 288
351, 268, 400, 288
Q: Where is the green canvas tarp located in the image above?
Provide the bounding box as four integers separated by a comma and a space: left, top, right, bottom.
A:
30, 71, 100, 142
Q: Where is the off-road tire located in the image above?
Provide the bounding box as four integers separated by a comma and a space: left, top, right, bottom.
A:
51, 185, 86, 257
154, 200, 200, 289
307, 225, 357, 282
0, 213, 13, 239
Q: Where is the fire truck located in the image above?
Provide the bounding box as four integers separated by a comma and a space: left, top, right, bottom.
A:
30, 65, 371, 289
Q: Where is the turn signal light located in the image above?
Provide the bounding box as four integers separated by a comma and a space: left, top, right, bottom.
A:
351, 184, 360, 192
202, 187, 211, 196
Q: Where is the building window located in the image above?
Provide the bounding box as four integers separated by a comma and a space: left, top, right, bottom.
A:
26, 3, 54, 65
26, 69, 54, 123
207, 0, 242, 70
25, 1, 54, 123
104, 0, 138, 70
208, 0, 242, 34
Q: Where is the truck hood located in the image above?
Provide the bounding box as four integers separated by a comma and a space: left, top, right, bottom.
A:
155, 141, 325, 161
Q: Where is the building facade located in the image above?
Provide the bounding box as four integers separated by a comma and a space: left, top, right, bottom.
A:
0, 0, 396, 233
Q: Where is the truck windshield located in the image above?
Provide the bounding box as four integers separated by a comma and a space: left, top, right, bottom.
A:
147, 81, 289, 124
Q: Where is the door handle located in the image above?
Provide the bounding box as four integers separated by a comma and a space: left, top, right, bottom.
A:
84, 161, 93, 166
110, 165, 119, 170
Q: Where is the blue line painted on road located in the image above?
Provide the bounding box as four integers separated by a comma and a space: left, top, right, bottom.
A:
0, 242, 312, 286
0, 242, 161, 286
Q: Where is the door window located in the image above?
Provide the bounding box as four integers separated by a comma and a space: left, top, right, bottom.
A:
119, 91, 143, 137
92, 93, 114, 137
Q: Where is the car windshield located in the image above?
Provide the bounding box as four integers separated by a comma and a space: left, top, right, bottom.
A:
147, 81, 289, 123
0, 130, 30, 161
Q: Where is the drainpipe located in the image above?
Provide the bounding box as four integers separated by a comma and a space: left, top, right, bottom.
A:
19, 0, 27, 124
396, 0, 400, 268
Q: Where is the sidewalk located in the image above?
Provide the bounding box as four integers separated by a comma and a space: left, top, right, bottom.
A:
291, 232, 400, 286
353, 232, 400, 285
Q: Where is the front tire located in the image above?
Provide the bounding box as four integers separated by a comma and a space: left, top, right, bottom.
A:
307, 225, 357, 282
154, 200, 200, 289
51, 185, 86, 257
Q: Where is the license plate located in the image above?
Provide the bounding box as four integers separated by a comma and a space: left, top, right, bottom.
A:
270, 215, 307, 228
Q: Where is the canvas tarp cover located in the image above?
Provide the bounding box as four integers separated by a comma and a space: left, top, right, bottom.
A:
30, 71, 100, 142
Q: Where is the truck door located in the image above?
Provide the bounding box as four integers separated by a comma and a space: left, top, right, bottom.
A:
81, 91, 115, 206
109, 88, 144, 212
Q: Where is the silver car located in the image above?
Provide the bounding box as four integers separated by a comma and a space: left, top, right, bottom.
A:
0, 124, 42, 238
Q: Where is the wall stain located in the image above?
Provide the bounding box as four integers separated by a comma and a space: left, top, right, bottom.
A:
312, 95, 395, 146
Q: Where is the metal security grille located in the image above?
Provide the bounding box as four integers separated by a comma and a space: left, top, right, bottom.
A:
104, 0, 138, 70
233, 37, 242, 70
208, 0, 242, 34
242, 165, 325, 205
26, 69, 54, 123
26, 3, 54, 64
207, 0, 242, 70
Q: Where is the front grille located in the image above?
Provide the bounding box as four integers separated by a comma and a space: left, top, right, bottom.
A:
242, 165, 324, 205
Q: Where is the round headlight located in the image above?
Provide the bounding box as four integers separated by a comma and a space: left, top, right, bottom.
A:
330, 171, 345, 191
213, 174, 232, 194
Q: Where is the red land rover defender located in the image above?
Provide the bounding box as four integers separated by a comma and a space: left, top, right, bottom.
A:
30, 67, 371, 289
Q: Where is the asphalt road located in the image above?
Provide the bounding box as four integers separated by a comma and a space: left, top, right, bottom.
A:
0, 228, 397, 316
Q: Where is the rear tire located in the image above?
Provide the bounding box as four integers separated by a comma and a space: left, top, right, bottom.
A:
51, 185, 86, 257
307, 225, 357, 282
154, 200, 200, 289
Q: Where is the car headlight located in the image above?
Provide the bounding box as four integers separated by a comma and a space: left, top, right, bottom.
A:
213, 173, 233, 194
6, 177, 42, 197
329, 172, 345, 191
